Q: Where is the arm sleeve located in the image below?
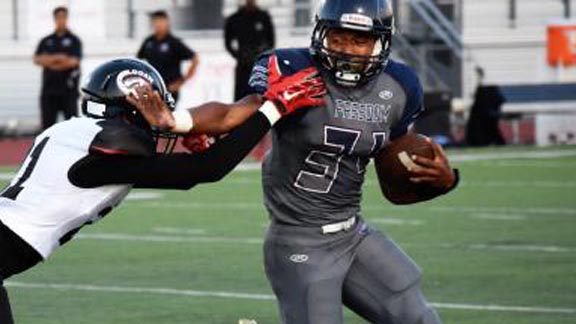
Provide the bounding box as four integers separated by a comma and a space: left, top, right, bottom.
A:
72, 37, 82, 59
264, 12, 275, 48
247, 53, 271, 95
136, 40, 147, 59
224, 17, 238, 58
34, 38, 46, 56
69, 112, 271, 190
176, 39, 196, 61
389, 66, 425, 140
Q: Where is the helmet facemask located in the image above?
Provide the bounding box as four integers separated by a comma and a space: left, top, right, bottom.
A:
312, 22, 392, 87
310, 0, 395, 88
151, 92, 178, 155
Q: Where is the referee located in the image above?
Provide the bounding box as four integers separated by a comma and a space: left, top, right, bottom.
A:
33, 6, 82, 130
137, 10, 199, 103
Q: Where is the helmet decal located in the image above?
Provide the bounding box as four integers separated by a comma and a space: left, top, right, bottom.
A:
340, 13, 373, 31
116, 69, 155, 96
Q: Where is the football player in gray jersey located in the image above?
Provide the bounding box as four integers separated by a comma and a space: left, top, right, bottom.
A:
131, 1, 459, 322
244, 0, 459, 323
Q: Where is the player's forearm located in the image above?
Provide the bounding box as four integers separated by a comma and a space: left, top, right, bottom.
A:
69, 107, 278, 190
186, 95, 263, 135
164, 106, 280, 187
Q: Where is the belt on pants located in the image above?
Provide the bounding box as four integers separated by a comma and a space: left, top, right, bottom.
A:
321, 216, 356, 234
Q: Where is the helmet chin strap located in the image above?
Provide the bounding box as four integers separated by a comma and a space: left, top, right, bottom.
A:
333, 39, 383, 87
334, 67, 362, 87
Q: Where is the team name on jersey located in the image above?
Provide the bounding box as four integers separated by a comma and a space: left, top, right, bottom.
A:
334, 99, 392, 123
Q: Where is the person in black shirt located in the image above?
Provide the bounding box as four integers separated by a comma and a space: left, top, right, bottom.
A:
225, 0, 275, 101
33, 6, 82, 130
137, 10, 199, 103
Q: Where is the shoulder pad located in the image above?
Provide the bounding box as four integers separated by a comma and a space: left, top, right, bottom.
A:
384, 60, 421, 94
90, 119, 156, 157
273, 48, 315, 76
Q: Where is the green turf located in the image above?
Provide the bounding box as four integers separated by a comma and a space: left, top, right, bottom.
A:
2, 148, 576, 323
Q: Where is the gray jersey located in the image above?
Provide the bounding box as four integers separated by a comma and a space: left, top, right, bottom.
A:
249, 48, 424, 226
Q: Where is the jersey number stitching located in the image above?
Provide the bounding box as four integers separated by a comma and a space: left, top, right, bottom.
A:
1, 137, 50, 201
294, 127, 386, 194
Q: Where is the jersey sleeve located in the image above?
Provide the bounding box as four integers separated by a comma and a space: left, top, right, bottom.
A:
388, 63, 425, 140
71, 36, 82, 59
176, 38, 196, 61
136, 40, 147, 59
88, 119, 156, 157
247, 52, 272, 95
34, 38, 47, 55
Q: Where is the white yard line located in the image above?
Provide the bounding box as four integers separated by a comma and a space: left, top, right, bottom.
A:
370, 218, 424, 226
126, 192, 164, 201
459, 181, 576, 188
5, 281, 575, 314
76, 233, 576, 254
5, 282, 274, 301
124, 200, 576, 216
426, 206, 576, 216
77, 233, 263, 245
470, 213, 527, 221
235, 163, 262, 172
0, 173, 14, 181
123, 201, 264, 210
469, 244, 574, 253
223, 178, 576, 189
230, 150, 576, 173
473, 161, 576, 168
449, 150, 576, 162
428, 302, 576, 314
152, 227, 207, 235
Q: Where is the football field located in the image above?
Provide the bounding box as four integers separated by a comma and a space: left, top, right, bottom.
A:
2, 147, 576, 324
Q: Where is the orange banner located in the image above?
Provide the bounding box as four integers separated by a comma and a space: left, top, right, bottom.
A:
548, 23, 576, 67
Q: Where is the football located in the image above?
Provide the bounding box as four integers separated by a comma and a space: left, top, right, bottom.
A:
374, 132, 436, 205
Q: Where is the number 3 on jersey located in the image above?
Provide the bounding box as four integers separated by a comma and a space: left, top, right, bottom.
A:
294, 126, 386, 193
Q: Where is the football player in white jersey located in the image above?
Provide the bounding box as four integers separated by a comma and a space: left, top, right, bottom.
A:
0, 58, 325, 323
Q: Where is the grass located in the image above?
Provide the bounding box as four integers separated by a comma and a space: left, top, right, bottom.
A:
2, 147, 576, 323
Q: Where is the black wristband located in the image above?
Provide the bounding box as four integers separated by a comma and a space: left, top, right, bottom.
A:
272, 99, 287, 114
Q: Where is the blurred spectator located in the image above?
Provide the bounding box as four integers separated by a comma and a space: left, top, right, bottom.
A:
225, 0, 275, 101
33, 7, 82, 130
137, 10, 199, 103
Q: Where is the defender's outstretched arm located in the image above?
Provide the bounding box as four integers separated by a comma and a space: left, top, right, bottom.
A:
70, 61, 326, 190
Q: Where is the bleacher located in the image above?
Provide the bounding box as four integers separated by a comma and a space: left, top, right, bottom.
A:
1, 0, 576, 143
462, 0, 576, 95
